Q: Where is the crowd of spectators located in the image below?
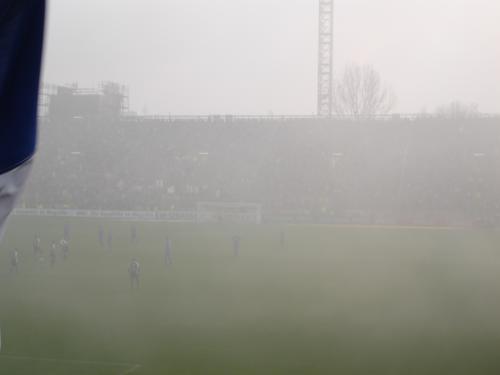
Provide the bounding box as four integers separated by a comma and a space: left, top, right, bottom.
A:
21, 115, 500, 226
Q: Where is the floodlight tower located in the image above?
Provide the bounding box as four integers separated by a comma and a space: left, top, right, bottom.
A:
317, 0, 334, 117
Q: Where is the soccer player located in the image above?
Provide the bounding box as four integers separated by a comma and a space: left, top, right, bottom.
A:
49, 243, 56, 268
33, 233, 41, 257
0, 1, 46, 243
280, 229, 286, 249
128, 259, 140, 289
98, 225, 104, 247
107, 230, 113, 250
232, 235, 240, 257
10, 248, 19, 273
63, 222, 70, 240
130, 223, 137, 244
164, 237, 173, 266
60, 238, 69, 261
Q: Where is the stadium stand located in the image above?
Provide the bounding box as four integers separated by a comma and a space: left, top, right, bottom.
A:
20, 113, 500, 226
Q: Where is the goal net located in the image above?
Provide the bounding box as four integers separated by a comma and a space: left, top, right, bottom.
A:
196, 202, 262, 224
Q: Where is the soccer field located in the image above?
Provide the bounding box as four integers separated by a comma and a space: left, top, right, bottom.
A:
1, 217, 500, 374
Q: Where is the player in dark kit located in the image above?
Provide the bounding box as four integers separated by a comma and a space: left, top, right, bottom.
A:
98, 225, 104, 247
129, 259, 140, 289
64, 222, 70, 240
232, 235, 240, 257
280, 230, 286, 249
60, 238, 69, 261
0, 1, 46, 242
107, 230, 113, 250
33, 234, 41, 257
49, 243, 56, 268
130, 224, 137, 244
164, 237, 173, 266
10, 248, 19, 273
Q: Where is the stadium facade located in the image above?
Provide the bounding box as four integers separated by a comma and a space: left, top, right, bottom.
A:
20, 83, 500, 227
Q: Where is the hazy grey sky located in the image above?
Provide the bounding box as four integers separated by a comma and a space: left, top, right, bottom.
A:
43, 0, 500, 115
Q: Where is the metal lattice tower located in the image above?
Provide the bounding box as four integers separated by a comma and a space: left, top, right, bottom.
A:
317, 0, 334, 117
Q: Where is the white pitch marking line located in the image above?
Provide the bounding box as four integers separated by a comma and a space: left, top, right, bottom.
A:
120, 364, 142, 375
0, 353, 141, 371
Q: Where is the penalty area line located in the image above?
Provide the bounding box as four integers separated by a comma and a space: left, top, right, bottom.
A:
0, 353, 141, 372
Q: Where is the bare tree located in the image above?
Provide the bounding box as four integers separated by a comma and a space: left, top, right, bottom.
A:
436, 101, 479, 119
332, 64, 396, 118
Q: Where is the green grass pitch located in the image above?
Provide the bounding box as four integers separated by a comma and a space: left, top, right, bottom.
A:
1, 216, 500, 374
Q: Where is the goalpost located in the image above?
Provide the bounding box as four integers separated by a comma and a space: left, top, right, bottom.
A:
196, 202, 262, 224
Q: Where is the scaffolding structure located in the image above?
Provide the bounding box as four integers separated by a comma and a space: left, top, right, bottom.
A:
38, 84, 57, 117
42, 1, 335, 120
44, 82, 129, 119
98, 81, 130, 115
317, 0, 335, 117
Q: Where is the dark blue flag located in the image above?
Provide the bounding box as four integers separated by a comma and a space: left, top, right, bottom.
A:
0, 0, 46, 174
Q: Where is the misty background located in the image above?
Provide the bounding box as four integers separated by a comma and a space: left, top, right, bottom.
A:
42, 0, 500, 115
3, 2, 500, 374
